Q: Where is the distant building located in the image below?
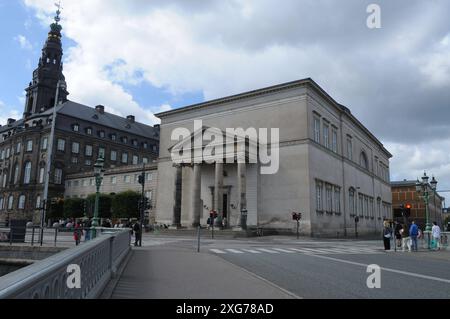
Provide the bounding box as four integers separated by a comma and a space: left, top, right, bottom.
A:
155, 78, 392, 237
391, 180, 444, 228
0, 10, 159, 223
64, 164, 158, 223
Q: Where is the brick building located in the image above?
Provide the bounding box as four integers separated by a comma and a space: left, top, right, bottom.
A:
0, 10, 159, 223
391, 180, 444, 228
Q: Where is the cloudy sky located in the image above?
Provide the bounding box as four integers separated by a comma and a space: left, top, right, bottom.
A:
0, 0, 449, 204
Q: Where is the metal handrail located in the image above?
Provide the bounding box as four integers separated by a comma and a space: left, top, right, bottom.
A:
0, 229, 131, 299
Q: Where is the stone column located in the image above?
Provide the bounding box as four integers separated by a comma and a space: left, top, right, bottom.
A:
191, 164, 202, 227
214, 162, 223, 226
237, 162, 247, 228
172, 165, 182, 228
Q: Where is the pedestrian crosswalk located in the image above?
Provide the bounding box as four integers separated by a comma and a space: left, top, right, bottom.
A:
209, 246, 382, 256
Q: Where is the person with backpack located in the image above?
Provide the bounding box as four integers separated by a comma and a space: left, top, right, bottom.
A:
382, 221, 392, 250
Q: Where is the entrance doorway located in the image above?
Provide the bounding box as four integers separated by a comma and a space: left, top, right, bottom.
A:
223, 194, 228, 219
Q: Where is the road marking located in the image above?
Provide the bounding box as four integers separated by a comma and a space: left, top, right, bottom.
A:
307, 254, 450, 285
272, 248, 296, 253
210, 249, 226, 254
226, 249, 244, 254
287, 248, 314, 254
257, 248, 280, 254
242, 249, 262, 254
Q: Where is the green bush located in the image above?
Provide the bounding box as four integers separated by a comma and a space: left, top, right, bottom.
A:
86, 193, 112, 219
63, 198, 85, 219
111, 190, 141, 219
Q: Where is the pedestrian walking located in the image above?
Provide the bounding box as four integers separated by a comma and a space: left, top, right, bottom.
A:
431, 221, 441, 250
74, 222, 83, 246
133, 221, 142, 247
409, 220, 419, 251
394, 222, 402, 248
400, 224, 411, 252
382, 221, 392, 250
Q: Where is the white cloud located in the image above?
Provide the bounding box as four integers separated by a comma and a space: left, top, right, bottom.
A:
22, 0, 450, 204
14, 34, 32, 50
0, 100, 22, 126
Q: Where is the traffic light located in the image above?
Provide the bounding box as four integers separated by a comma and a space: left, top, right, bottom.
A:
138, 174, 145, 185
404, 203, 411, 217
209, 210, 218, 219
292, 212, 302, 221
143, 197, 151, 210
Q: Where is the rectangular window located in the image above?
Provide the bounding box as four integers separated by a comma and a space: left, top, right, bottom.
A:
334, 188, 341, 213
132, 155, 139, 165
38, 167, 45, 184
315, 182, 323, 211
54, 168, 63, 184
323, 123, 329, 149
90, 178, 94, 186
111, 134, 117, 141
143, 142, 148, 149
111, 176, 117, 184
73, 124, 79, 132
71, 157, 78, 164
57, 139, 65, 151
122, 152, 128, 164
145, 191, 152, 201
16, 142, 21, 154
111, 150, 117, 161
85, 145, 93, 157
86, 128, 92, 135
332, 129, 338, 153
36, 195, 42, 209
364, 196, 369, 217
347, 138, 352, 160
7, 196, 13, 210
146, 173, 153, 181
326, 185, 332, 212
42, 137, 48, 150
72, 142, 80, 154
124, 175, 131, 183
85, 159, 92, 166
82, 180, 87, 187
26, 140, 33, 152
5, 148, 9, 158
314, 118, 321, 143
18, 195, 26, 210
349, 191, 355, 216
99, 147, 105, 159
369, 198, 374, 218
358, 194, 363, 216
0, 150, 4, 160
143, 157, 149, 164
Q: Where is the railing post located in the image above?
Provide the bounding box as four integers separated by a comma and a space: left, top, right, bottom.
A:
54, 228, 58, 247
109, 236, 114, 278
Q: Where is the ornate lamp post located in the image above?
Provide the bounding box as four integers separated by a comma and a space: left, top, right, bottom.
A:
430, 176, 438, 225
415, 172, 434, 249
92, 157, 105, 237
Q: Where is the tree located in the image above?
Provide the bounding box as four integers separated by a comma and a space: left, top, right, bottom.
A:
111, 190, 141, 219
46, 197, 64, 220
86, 193, 112, 219
63, 198, 85, 219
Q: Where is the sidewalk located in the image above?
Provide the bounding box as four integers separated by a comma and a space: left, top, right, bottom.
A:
108, 246, 298, 299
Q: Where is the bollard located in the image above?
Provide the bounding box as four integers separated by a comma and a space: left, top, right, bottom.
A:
197, 226, 201, 253
31, 227, 35, 246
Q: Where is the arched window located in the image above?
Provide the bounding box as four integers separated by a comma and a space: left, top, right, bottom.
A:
2, 170, 7, 188
24, 162, 32, 184
360, 151, 369, 170
18, 195, 26, 210
39, 166, 45, 184
13, 163, 19, 184
36, 195, 42, 209
0, 197, 4, 210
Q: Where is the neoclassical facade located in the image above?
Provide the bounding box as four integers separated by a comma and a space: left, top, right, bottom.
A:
155, 78, 392, 236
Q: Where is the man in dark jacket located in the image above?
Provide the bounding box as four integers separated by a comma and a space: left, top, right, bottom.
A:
133, 222, 142, 247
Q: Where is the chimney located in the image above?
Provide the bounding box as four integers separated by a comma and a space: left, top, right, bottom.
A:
7, 118, 16, 126
95, 105, 105, 114
126, 115, 135, 123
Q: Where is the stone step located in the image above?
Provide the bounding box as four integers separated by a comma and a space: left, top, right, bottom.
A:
147, 228, 251, 238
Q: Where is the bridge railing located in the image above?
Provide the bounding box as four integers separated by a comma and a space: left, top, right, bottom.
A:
420, 231, 449, 250
0, 229, 131, 299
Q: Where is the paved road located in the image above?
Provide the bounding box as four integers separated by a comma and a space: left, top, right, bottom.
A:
110, 235, 450, 299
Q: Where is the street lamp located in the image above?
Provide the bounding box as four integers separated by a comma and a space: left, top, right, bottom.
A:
416, 171, 433, 249
430, 176, 438, 226
92, 157, 105, 236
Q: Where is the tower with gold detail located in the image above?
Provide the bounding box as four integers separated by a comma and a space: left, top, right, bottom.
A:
23, 4, 68, 118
